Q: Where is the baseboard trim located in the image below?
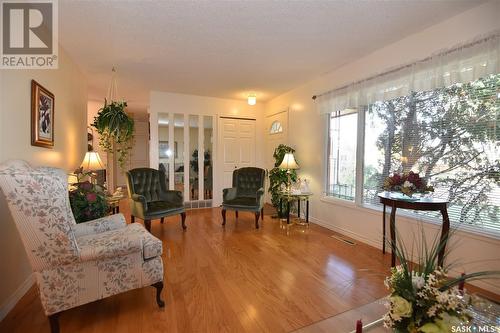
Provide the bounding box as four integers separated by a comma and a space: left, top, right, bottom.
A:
309, 215, 382, 249
0, 274, 35, 321
308, 216, 500, 295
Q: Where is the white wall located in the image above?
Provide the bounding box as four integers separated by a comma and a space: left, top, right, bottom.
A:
0, 47, 88, 319
149, 91, 265, 206
264, 1, 500, 294
87, 100, 108, 167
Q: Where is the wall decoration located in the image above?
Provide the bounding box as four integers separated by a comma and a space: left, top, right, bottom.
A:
31, 80, 55, 148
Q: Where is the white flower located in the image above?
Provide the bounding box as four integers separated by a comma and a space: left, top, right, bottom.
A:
390, 296, 413, 319
427, 304, 439, 317
403, 180, 413, 188
412, 273, 425, 290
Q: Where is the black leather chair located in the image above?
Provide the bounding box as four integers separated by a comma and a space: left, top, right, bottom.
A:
222, 167, 266, 229
126, 167, 186, 232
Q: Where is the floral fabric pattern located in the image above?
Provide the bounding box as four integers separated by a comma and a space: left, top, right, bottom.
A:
0, 161, 164, 316
72, 213, 126, 237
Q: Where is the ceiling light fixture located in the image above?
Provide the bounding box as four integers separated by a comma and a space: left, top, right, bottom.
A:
247, 93, 256, 106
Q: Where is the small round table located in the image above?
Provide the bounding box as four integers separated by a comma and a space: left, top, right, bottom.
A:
278, 192, 313, 225
106, 194, 126, 214
378, 192, 450, 267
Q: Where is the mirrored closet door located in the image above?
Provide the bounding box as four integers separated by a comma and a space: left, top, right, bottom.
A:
158, 113, 214, 208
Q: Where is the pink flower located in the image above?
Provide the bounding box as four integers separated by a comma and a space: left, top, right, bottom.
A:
86, 193, 97, 202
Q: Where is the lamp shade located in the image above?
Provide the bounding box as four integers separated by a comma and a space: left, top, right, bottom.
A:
80, 151, 105, 171
279, 153, 299, 170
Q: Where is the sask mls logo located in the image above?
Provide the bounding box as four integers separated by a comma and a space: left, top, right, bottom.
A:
1, 0, 58, 69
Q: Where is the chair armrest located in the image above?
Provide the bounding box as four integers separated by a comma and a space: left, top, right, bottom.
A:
78, 230, 143, 262
73, 214, 127, 237
160, 190, 183, 205
223, 187, 237, 202
256, 188, 265, 207
131, 193, 148, 208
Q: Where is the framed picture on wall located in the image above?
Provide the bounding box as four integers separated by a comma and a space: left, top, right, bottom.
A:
31, 80, 55, 148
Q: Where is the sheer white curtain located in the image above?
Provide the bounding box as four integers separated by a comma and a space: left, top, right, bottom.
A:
317, 33, 500, 114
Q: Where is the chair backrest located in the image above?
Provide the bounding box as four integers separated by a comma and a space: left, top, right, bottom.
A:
232, 167, 265, 198
126, 168, 167, 202
0, 160, 79, 271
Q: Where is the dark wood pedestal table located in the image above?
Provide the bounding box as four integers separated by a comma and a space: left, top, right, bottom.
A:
378, 192, 450, 267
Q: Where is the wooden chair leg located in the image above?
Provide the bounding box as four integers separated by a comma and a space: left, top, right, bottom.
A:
180, 212, 187, 230
131, 215, 135, 223
235, 210, 239, 219
160, 217, 164, 224
152, 282, 165, 308
221, 209, 226, 226
144, 220, 151, 232
48, 312, 60, 333
255, 212, 260, 229
261, 208, 264, 220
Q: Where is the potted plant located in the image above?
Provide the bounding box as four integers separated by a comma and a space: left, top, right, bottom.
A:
69, 167, 108, 223
92, 99, 134, 170
268, 144, 298, 218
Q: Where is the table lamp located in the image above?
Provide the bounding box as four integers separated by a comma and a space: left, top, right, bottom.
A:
279, 152, 299, 193
80, 150, 105, 184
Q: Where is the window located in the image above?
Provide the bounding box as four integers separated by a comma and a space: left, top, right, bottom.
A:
269, 121, 283, 134
327, 73, 499, 235
326, 109, 358, 201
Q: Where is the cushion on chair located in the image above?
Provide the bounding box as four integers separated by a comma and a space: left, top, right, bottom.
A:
223, 197, 258, 207
77, 223, 162, 261
73, 214, 127, 237
146, 200, 183, 215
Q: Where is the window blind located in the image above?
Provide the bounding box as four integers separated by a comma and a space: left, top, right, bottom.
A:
362, 73, 499, 234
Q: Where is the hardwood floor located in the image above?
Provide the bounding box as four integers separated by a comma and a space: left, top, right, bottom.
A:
0, 205, 410, 332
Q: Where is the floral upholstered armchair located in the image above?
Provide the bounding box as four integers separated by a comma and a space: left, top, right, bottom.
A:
0, 160, 165, 333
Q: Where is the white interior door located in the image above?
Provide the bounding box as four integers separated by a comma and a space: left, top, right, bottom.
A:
219, 117, 256, 192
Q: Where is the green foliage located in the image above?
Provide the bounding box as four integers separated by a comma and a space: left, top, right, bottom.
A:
92, 100, 134, 170
268, 144, 297, 217
69, 181, 108, 223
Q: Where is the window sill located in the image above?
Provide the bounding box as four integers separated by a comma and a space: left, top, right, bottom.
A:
320, 195, 356, 209
320, 197, 500, 243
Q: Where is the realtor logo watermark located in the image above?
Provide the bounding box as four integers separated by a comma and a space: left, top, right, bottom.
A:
1, 0, 58, 69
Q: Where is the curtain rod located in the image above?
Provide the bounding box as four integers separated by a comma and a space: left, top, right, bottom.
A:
311, 32, 499, 100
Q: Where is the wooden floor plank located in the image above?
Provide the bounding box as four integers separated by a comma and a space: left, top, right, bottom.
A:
1, 205, 495, 333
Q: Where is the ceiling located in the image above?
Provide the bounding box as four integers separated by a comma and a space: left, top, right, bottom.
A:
59, 0, 483, 109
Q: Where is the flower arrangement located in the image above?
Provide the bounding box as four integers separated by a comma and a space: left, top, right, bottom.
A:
384, 266, 470, 332
383, 227, 499, 333
383, 171, 434, 197
69, 168, 108, 223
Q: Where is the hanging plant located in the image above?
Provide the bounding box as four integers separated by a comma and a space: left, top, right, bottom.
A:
92, 99, 134, 170
268, 144, 298, 218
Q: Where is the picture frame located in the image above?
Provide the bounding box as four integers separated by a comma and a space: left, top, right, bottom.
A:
31, 80, 55, 148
